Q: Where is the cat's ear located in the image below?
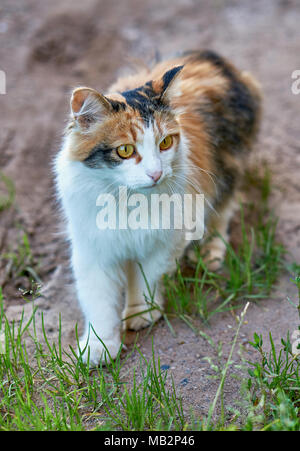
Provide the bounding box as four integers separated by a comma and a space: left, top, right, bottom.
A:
70, 87, 112, 129
158, 65, 183, 104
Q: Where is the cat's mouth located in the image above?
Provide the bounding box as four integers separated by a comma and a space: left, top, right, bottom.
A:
131, 180, 164, 192
142, 176, 166, 190
127, 173, 170, 191
143, 183, 157, 189
132, 177, 166, 191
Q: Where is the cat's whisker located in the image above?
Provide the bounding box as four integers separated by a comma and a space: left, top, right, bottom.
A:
170, 173, 219, 217
171, 162, 218, 194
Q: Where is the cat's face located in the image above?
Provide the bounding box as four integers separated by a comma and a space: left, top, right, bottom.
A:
67, 67, 184, 191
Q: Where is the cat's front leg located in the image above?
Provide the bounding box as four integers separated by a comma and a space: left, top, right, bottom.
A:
72, 249, 124, 365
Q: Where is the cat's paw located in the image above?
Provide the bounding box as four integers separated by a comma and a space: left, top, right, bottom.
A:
78, 335, 121, 367
203, 238, 226, 271
188, 238, 226, 271
124, 305, 162, 331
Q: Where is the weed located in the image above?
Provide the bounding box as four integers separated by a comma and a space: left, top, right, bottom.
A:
2, 233, 41, 288
0, 172, 15, 212
164, 167, 285, 324
245, 276, 300, 431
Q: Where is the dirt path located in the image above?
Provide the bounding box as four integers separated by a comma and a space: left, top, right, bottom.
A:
0, 0, 299, 418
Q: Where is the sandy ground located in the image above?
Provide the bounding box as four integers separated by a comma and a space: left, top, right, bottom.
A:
0, 0, 299, 419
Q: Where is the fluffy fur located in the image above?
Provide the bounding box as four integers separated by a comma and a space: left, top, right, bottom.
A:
55, 50, 261, 365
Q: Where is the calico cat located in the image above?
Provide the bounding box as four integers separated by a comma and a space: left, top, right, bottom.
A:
55, 50, 261, 365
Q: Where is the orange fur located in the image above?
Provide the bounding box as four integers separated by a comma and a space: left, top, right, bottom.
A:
66, 50, 261, 209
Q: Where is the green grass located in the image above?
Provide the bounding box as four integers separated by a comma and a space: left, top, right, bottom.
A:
0, 295, 186, 431
164, 210, 285, 324
245, 332, 300, 430
0, 281, 298, 431
243, 275, 300, 431
2, 233, 41, 285
0, 172, 15, 212
0, 173, 40, 294
0, 289, 248, 431
164, 167, 285, 324
0, 273, 299, 431
0, 165, 299, 431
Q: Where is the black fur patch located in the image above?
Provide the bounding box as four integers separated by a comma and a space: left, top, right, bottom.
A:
187, 50, 260, 205
214, 159, 237, 207
161, 65, 183, 92
108, 98, 127, 113
121, 84, 160, 123
83, 144, 121, 169
193, 50, 259, 154
121, 65, 183, 123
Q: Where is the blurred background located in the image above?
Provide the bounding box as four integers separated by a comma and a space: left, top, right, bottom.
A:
0, 0, 299, 419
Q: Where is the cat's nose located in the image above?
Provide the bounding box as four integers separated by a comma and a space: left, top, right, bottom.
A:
147, 170, 162, 183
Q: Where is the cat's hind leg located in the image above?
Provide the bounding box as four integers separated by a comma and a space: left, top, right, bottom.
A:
187, 197, 238, 270
123, 260, 164, 331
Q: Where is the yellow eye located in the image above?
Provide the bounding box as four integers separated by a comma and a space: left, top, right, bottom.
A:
116, 144, 135, 159
159, 135, 173, 151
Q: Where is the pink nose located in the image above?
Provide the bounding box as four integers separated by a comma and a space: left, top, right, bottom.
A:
147, 170, 162, 183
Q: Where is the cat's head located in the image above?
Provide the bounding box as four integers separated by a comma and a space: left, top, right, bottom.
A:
66, 66, 185, 191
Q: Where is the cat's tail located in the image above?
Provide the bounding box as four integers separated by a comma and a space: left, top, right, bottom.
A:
242, 70, 262, 110
241, 70, 262, 100
241, 70, 263, 141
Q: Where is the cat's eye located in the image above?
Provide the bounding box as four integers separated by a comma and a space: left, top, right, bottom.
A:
159, 135, 173, 151
116, 144, 135, 159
